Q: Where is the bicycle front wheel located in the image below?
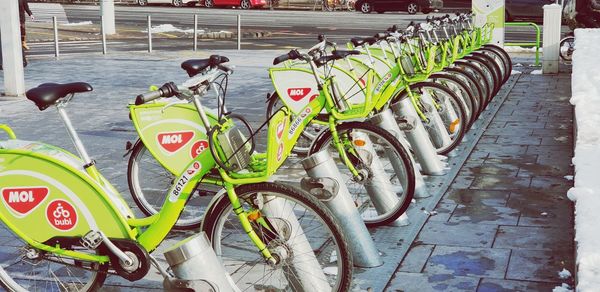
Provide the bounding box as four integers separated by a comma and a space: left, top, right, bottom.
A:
201, 182, 353, 291
308, 122, 415, 227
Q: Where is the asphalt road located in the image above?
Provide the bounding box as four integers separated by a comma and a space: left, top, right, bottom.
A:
26, 4, 550, 57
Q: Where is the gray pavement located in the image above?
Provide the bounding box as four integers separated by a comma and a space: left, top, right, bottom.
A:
0, 51, 574, 291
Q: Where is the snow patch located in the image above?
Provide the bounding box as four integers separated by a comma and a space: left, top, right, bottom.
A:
62, 21, 93, 26
559, 268, 572, 279
564, 175, 574, 181
144, 24, 205, 34
530, 69, 543, 75
553, 283, 573, 292
503, 46, 543, 53
570, 28, 600, 291
511, 70, 522, 75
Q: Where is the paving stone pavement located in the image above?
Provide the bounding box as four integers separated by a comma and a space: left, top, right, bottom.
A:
0, 53, 574, 291
386, 64, 575, 291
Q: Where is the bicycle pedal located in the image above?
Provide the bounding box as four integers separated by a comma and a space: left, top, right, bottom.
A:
81, 230, 103, 249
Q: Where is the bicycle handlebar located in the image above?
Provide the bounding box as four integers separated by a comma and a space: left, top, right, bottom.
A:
135, 82, 179, 105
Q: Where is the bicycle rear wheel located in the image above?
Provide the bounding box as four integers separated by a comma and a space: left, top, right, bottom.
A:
0, 228, 107, 292
201, 182, 353, 291
308, 122, 415, 227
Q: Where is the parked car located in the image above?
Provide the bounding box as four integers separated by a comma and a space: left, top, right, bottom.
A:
137, 0, 199, 7
204, 0, 267, 9
505, 0, 556, 21
356, 0, 443, 14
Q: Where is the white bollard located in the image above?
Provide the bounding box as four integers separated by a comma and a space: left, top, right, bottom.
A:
0, 0, 26, 97
100, 0, 116, 35
193, 14, 198, 51
543, 4, 562, 74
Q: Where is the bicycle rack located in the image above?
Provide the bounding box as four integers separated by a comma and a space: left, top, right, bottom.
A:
420, 90, 453, 149
164, 232, 239, 292
301, 150, 383, 268
261, 193, 333, 290
369, 109, 430, 199
391, 99, 446, 176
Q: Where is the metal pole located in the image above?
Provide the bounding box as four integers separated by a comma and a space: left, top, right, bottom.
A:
100, 0, 116, 35
193, 14, 198, 51
101, 15, 107, 54
301, 151, 383, 268
147, 15, 152, 53
0, 0, 26, 96
237, 14, 241, 50
53, 16, 59, 58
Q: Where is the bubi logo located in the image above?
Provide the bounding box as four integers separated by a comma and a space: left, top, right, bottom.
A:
287, 88, 311, 101
157, 131, 195, 153
190, 140, 209, 159
46, 199, 78, 231
1, 187, 49, 217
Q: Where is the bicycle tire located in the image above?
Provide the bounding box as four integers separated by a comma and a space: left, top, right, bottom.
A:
396, 81, 468, 154
453, 60, 492, 107
483, 44, 513, 83
477, 47, 510, 83
559, 36, 575, 62
465, 54, 502, 97
442, 66, 485, 118
429, 72, 477, 129
201, 182, 353, 292
127, 140, 216, 230
308, 121, 416, 227
463, 56, 500, 98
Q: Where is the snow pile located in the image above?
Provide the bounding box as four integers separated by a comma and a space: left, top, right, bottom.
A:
62, 21, 93, 26
503, 46, 543, 53
531, 69, 543, 75
144, 24, 205, 34
569, 28, 600, 291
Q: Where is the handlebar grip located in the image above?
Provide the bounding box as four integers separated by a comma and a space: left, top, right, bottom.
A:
273, 54, 291, 65
135, 90, 163, 105
135, 82, 178, 105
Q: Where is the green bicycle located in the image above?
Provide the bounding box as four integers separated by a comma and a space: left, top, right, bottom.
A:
0, 57, 353, 290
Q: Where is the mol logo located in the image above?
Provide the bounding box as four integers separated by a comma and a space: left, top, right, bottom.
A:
1, 187, 49, 217
287, 88, 312, 101
157, 131, 195, 153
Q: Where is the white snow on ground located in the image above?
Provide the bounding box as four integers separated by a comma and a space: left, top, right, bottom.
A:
569, 28, 600, 291
553, 283, 574, 292
531, 69, 543, 75
559, 268, 573, 279
511, 70, 522, 75
503, 46, 543, 53
144, 24, 205, 34
62, 21, 93, 26
564, 175, 574, 180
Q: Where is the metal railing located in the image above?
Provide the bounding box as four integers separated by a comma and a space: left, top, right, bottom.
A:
505, 22, 541, 66
50, 13, 243, 58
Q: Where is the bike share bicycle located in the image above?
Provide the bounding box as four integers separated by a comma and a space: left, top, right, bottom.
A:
0, 55, 353, 291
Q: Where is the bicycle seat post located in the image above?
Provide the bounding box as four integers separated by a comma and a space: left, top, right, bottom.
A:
55, 99, 95, 169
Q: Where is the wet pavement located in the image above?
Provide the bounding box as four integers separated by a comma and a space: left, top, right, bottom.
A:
0, 52, 575, 291
386, 65, 575, 291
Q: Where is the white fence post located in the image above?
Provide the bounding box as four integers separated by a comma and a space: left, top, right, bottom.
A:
543, 4, 561, 74
237, 14, 241, 50
147, 15, 152, 53
0, 0, 26, 97
53, 16, 59, 58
